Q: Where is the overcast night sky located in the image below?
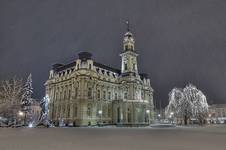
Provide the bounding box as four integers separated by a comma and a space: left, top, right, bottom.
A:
0, 0, 226, 107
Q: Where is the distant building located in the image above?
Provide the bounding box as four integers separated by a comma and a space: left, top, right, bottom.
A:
45, 27, 154, 126
208, 104, 226, 124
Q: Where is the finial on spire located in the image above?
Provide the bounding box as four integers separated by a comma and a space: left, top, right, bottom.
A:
126, 20, 130, 32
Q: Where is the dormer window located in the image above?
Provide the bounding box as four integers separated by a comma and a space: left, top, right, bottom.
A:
124, 63, 128, 71
133, 64, 135, 71
102, 70, 105, 74
125, 45, 129, 50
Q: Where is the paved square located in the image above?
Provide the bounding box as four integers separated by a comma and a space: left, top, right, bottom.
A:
0, 125, 225, 150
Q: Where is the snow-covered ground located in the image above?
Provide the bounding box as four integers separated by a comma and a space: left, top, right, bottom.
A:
0, 125, 225, 150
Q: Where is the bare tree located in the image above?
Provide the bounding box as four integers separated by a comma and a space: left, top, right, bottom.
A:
0, 77, 24, 123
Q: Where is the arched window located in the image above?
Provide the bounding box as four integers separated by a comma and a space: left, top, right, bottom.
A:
133, 63, 136, 71
89, 64, 92, 69
97, 90, 100, 99
88, 88, 92, 98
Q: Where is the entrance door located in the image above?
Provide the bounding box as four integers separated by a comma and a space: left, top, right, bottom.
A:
117, 107, 120, 123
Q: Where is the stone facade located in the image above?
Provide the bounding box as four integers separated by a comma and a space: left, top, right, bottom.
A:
45, 29, 154, 126
208, 104, 226, 124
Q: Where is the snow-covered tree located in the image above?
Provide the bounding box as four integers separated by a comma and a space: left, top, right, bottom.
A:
166, 84, 208, 125
21, 74, 33, 107
167, 87, 193, 125
0, 77, 23, 121
21, 74, 34, 125
192, 90, 208, 125
0, 77, 23, 105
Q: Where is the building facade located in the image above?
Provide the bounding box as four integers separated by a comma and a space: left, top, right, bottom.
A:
45, 29, 154, 126
208, 104, 226, 124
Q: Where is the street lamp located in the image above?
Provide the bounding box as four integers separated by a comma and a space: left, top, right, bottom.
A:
18, 111, 24, 125
98, 110, 103, 126
18, 111, 24, 116
169, 112, 174, 124
146, 110, 150, 125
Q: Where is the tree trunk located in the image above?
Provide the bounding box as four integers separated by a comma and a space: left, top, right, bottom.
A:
184, 115, 188, 125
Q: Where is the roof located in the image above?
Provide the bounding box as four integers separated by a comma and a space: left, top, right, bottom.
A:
93, 62, 121, 74
53, 62, 76, 72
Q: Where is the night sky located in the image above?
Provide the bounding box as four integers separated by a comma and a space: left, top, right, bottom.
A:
1, 0, 226, 107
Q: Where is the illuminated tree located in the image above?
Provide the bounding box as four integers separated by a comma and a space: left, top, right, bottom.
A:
166, 84, 208, 125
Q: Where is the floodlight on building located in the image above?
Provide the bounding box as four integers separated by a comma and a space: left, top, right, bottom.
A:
146, 110, 150, 113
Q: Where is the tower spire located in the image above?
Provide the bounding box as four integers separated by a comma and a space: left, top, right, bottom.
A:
126, 20, 130, 32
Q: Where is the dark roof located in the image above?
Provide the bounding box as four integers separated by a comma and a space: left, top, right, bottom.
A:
78, 52, 92, 61
140, 73, 149, 80
93, 62, 121, 74
53, 62, 76, 72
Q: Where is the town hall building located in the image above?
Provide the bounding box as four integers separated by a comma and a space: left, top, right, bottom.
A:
45, 25, 154, 126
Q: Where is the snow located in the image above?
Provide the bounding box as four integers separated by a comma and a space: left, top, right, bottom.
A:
0, 126, 225, 150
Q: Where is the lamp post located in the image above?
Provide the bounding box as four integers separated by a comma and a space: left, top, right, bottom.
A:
146, 109, 150, 125
170, 112, 174, 124
18, 111, 24, 125
98, 110, 103, 126
158, 114, 161, 122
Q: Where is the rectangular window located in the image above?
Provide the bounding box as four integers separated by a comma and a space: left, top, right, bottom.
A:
124, 63, 127, 70
103, 91, 106, 100
108, 92, 111, 100
115, 93, 118, 100
124, 92, 128, 99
